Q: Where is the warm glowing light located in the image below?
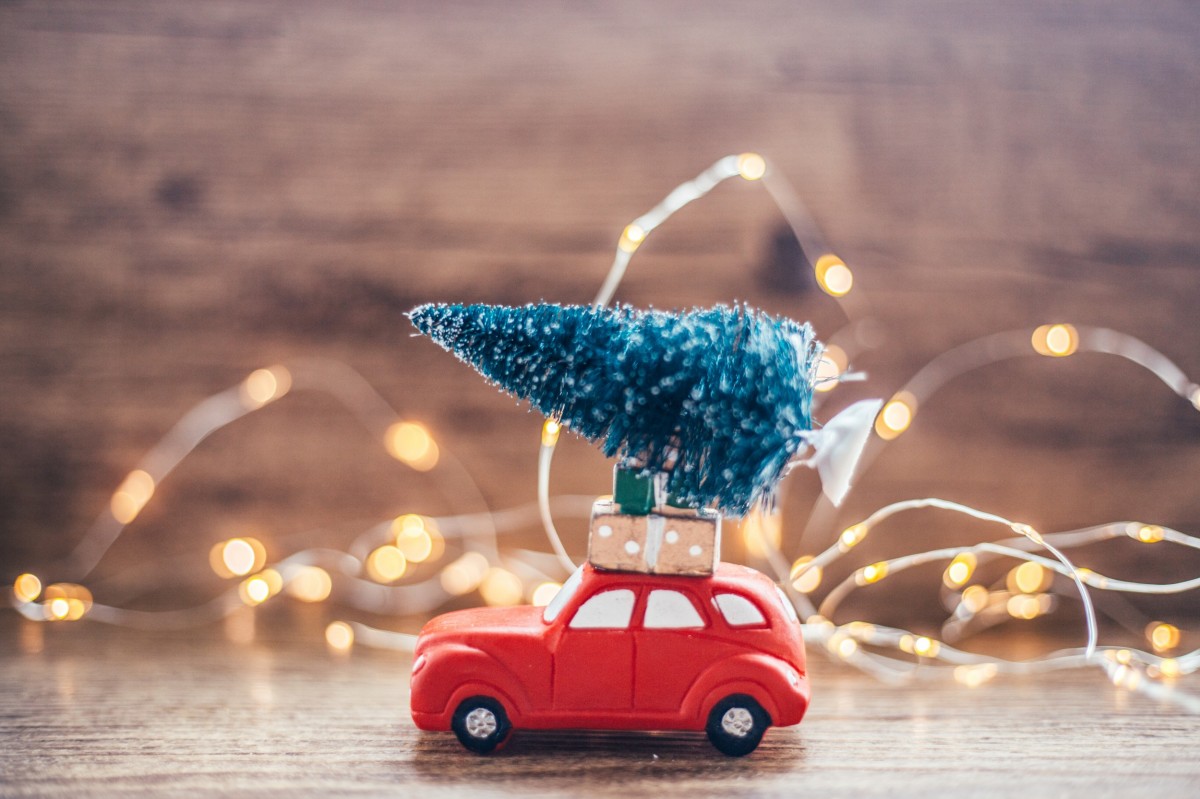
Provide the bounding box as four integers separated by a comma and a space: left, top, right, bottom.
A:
789, 556, 823, 594
1190, 386, 1200, 412
618, 223, 647, 253
240, 366, 292, 408
385, 421, 439, 471
42, 583, 92, 621
541, 419, 561, 447
64, 598, 87, 621
1111, 664, 1142, 691
961, 585, 989, 613
1010, 523, 1042, 544
736, 152, 767, 181
259, 568, 282, 595
13, 573, 42, 603
814, 254, 853, 297
1131, 523, 1165, 544
943, 553, 977, 588
325, 621, 355, 652
846, 621, 876, 637
531, 581, 562, 607
833, 635, 858, 659
839, 524, 868, 550
813, 344, 847, 393
954, 663, 997, 688
48, 598, 70, 620
240, 576, 271, 605
1006, 593, 1042, 620
440, 552, 490, 596
1007, 562, 1049, 595
742, 509, 782, 558
393, 516, 435, 563
220, 537, 266, 578
1147, 621, 1181, 654
480, 567, 524, 607
1031, 323, 1079, 357
856, 562, 889, 585
287, 566, 332, 603
1160, 658, 1181, 679
367, 545, 408, 583
875, 393, 915, 440
110, 469, 156, 524
912, 636, 939, 657
394, 513, 425, 533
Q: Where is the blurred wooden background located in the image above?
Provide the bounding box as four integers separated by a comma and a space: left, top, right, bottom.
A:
2, 0, 1200, 629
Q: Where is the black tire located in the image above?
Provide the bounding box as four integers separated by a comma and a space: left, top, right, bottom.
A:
705, 694, 770, 756
451, 696, 512, 754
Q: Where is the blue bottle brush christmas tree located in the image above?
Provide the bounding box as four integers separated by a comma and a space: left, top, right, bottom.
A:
409, 302, 824, 515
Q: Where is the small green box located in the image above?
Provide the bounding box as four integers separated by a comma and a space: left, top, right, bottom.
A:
613, 466, 654, 515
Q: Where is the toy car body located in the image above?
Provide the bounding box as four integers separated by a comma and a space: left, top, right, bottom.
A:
410, 562, 809, 755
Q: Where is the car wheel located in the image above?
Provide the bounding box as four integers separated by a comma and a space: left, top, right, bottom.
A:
706, 694, 770, 756
451, 696, 512, 754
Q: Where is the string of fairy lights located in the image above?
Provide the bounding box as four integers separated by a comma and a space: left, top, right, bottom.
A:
7, 153, 1199, 714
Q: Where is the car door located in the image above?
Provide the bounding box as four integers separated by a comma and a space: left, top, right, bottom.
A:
552, 587, 638, 711
633, 587, 730, 712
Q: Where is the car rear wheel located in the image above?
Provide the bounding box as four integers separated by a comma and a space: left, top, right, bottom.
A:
706, 694, 770, 756
451, 696, 512, 754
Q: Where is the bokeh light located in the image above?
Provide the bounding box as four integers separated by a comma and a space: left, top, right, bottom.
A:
13, 573, 42, 603
789, 556, 823, 594
1031, 324, 1079, 357
736, 152, 767, 181
814, 254, 853, 297
875, 393, 916, 440
287, 566, 333, 603
385, 421, 439, 471
479, 567, 523, 607
240, 365, 292, 409
367, 545, 408, 583
325, 621, 355, 652
110, 469, 156, 524
530, 581, 562, 607
440, 552, 490, 596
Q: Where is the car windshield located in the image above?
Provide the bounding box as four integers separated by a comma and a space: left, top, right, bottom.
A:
542, 565, 584, 623
775, 585, 800, 623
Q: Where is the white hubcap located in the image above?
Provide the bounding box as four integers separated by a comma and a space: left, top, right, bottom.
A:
464, 707, 498, 739
721, 707, 755, 738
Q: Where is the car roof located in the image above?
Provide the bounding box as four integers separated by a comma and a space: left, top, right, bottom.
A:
581, 562, 779, 601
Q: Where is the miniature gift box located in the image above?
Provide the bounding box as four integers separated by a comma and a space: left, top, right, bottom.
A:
587, 498, 721, 576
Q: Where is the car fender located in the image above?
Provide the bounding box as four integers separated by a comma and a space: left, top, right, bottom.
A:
410, 642, 532, 723
681, 652, 800, 727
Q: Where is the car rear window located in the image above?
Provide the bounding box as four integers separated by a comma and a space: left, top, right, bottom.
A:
643, 590, 705, 629
714, 593, 767, 627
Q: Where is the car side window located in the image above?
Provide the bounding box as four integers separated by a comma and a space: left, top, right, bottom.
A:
643, 590, 705, 629
569, 588, 636, 629
714, 593, 767, 627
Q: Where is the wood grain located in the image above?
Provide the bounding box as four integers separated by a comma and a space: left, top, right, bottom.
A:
1, 0, 1199, 644
1, 618, 1197, 797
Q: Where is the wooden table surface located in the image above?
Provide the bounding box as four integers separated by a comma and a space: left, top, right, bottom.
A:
2, 617, 1198, 798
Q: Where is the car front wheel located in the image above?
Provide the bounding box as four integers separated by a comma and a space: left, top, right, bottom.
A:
451, 696, 512, 754
706, 694, 770, 756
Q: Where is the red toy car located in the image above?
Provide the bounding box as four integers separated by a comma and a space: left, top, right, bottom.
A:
410, 562, 809, 755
